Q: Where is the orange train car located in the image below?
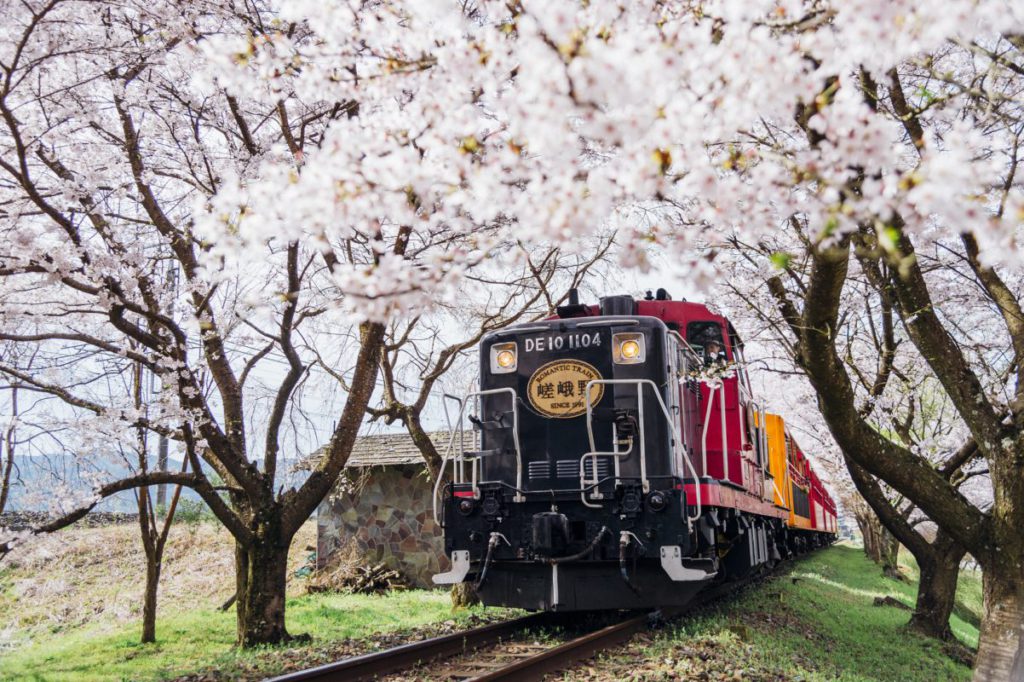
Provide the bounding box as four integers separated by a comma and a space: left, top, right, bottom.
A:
764, 413, 837, 550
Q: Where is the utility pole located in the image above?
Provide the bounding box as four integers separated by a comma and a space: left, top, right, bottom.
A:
156, 433, 169, 510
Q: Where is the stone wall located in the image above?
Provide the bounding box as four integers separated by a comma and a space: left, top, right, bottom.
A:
0, 510, 139, 530
316, 464, 448, 588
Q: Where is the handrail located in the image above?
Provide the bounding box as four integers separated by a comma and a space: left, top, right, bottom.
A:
783, 455, 794, 511
578, 433, 628, 509
758, 404, 769, 497
581, 379, 701, 526
700, 383, 714, 476
675, 376, 691, 480
667, 327, 700, 491
442, 393, 466, 478
699, 381, 730, 482
748, 400, 770, 500
431, 387, 524, 525
719, 384, 728, 482
583, 379, 650, 491
738, 381, 754, 403
667, 329, 702, 365
433, 426, 465, 526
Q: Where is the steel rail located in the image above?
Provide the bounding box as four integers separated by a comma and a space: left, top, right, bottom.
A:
462, 576, 758, 681
466, 610, 660, 681
266, 612, 556, 682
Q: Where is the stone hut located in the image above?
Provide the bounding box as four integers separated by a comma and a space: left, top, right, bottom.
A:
314, 431, 452, 588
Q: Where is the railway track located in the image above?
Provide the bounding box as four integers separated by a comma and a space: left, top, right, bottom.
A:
267, 574, 761, 682
428, 608, 676, 681
266, 611, 561, 682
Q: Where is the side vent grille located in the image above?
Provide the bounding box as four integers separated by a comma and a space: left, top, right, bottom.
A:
555, 460, 578, 478
528, 461, 551, 480
561, 456, 606, 477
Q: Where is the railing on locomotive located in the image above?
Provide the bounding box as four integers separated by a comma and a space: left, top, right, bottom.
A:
433, 319, 704, 526
431, 386, 526, 525
578, 377, 702, 526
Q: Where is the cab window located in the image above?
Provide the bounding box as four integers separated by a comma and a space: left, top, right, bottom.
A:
687, 321, 725, 363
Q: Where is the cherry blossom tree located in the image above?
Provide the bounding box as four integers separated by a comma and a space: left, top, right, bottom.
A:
2, 0, 1023, 670
0, 0, 431, 646
0, 344, 54, 517
0, 370, 22, 519
714, 156, 1015, 672
208, 0, 1022, 668
0, 0, 608, 647
729, 281, 988, 640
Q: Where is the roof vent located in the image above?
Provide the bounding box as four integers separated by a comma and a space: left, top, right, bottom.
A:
599, 295, 636, 317
556, 287, 591, 318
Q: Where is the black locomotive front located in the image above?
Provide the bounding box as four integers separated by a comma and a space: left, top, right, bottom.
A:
435, 297, 713, 611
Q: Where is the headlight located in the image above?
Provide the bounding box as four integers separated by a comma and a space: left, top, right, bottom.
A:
490, 342, 517, 373
612, 333, 646, 364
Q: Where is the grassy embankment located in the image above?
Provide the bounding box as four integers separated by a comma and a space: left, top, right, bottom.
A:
0, 523, 982, 681
589, 543, 982, 681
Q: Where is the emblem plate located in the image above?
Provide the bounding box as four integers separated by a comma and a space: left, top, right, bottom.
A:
527, 359, 605, 419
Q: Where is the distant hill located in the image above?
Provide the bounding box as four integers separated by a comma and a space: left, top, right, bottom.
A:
3, 453, 203, 513
4, 453, 306, 513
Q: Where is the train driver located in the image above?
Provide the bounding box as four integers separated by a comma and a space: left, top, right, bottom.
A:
704, 339, 725, 367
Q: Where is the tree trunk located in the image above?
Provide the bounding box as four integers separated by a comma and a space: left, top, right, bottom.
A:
451, 582, 480, 608
407, 412, 443, 481
974, 558, 1024, 680
141, 552, 161, 643
880, 531, 901, 581
856, 510, 879, 561
970, 449, 1024, 680
858, 509, 899, 576
235, 535, 291, 647
909, 546, 962, 640
843, 456, 971, 640
0, 383, 17, 516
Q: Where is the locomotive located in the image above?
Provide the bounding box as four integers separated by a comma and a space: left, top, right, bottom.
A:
433, 291, 836, 611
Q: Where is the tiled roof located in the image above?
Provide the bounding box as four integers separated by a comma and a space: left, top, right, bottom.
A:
299, 430, 463, 469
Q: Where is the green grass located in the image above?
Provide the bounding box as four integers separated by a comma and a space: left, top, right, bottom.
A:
622, 543, 982, 681
0, 590, 500, 681
1, 543, 984, 681
953, 563, 984, 631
